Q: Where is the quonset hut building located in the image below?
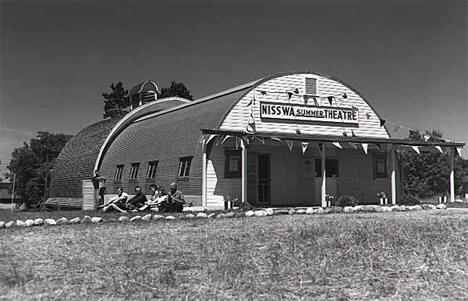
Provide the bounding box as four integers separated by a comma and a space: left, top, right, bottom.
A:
49, 72, 465, 209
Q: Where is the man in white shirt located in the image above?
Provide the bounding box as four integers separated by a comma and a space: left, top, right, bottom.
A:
102, 187, 128, 213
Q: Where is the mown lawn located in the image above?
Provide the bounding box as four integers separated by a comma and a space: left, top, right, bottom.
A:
1, 210, 467, 300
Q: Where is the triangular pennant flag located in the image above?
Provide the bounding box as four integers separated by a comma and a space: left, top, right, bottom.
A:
456, 146, 463, 156
423, 135, 430, 142
411, 146, 420, 154
287, 92, 293, 100
246, 98, 253, 107
342, 131, 348, 137
379, 119, 386, 127
219, 135, 231, 144
253, 136, 265, 144
361, 143, 368, 154
327, 96, 333, 105
316, 143, 322, 155
374, 143, 382, 151
235, 137, 240, 150
293, 88, 299, 94
332, 142, 342, 149
313, 97, 320, 106
301, 142, 309, 154
342, 93, 347, 99
348, 142, 358, 149
296, 127, 301, 135
270, 136, 282, 142
286, 140, 294, 151
260, 90, 266, 95
434, 145, 443, 154
351, 130, 356, 137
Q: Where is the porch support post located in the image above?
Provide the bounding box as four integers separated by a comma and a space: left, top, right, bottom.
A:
390, 145, 397, 205
201, 140, 207, 208
450, 147, 455, 203
321, 143, 327, 207
241, 138, 247, 203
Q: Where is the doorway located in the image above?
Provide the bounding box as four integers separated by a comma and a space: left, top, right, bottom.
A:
257, 154, 271, 206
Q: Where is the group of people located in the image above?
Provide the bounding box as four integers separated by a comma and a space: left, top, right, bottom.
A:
99, 182, 185, 213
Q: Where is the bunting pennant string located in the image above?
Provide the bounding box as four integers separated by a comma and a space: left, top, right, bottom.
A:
379, 119, 386, 127
434, 145, 443, 154
301, 142, 309, 154
374, 143, 382, 151
423, 135, 430, 142
316, 143, 322, 155
351, 130, 356, 137
327, 96, 334, 105
348, 142, 358, 149
361, 143, 368, 154
332, 142, 343, 149
286, 140, 294, 151
411, 146, 420, 154
456, 146, 463, 156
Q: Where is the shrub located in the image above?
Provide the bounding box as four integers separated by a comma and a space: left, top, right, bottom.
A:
335, 195, 358, 207
398, 194, 421, 205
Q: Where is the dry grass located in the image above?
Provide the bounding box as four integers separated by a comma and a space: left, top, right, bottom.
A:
1, 210, 467, 300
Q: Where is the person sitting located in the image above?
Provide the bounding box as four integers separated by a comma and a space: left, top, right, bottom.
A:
102, 187, 128, 213
126, 186, 147, 211
158, 182, 185, 213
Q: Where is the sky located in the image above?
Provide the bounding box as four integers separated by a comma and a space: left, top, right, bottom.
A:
1, 0, 467, 174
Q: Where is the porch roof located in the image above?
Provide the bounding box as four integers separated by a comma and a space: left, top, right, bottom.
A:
201, 128, 465, 147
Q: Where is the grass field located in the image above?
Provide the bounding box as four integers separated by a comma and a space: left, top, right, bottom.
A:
1, 210, 467, 300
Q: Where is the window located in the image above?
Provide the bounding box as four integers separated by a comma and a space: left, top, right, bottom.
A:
178, 156, 192, 179
129, 163, 140, 180
224, 149, 241, 178
146, 161, 158, 179
315, 159, 339, 177
114, 165, 124, 181
305, 77, 317, 95
374, 153, 388, 178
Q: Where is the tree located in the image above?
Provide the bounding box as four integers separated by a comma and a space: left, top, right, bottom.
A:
8, 132, 72, 208
159, 81, 194, 100
399, 129, 467, 198
103, 82, 130, 119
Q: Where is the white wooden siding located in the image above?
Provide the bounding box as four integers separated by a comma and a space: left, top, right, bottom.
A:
220, 73, 389, 138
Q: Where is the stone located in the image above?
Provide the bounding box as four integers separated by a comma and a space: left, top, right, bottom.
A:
130, 216, 142, 222
185, 213, 195, 218
207, 213, 216, 218
314, 208, 324, 214
305, 207, 315, 214
390, 205, 400, 212
265, 208, 274, 216
245, 210, 254, 217
288, 209, 295, 215
354, 205, 364, 212
381, 206, 392, 212
34, 218, 44, 226
165, 216, 175, 220
296, 209, 306, 214
141, 214, 152, 221
152, 215, 164, 220
25, 219, 34, 227
436, 204, 447, 210
5, 221, 14, 228
118, 216, 129, 222
0, 221, 4, 228
56, 217, 68, 225
216, 213, 226, 218
44, 218, 56, 226
196, 212, 208, 218
333, 207, 343, 213
374, 206, 384, 212
16, 220, 26, 227
399, 205, 407, 211
81, 216, 92, 224
361, 205, 377, 213
412, 205, 423, 211
343, 206, 355, 213
274, 209, 290, 215
91, 217, 102, 223
323, 207, 334, 214
254, 210, 267, 217
225, 212, 235, 218
69, 217, 80, 224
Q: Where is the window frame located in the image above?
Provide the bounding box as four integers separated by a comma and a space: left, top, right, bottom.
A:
146, 160, 159, 180
178, 156, 193, 179
114, 165, 124, 182
224, 149, 242, 178
373, 152, 388, 179
129, 163, 140, 181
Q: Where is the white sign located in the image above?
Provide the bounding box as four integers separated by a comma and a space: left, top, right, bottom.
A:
260, 102, 359, 125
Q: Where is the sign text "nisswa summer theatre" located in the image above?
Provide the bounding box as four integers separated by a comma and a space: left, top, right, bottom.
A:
260, 102, 359, 125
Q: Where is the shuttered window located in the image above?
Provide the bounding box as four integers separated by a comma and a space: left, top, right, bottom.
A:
114, 165, 124, 182
305, 77, 317, 95
224, 149, 241, 178
373, 153, 388, 178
